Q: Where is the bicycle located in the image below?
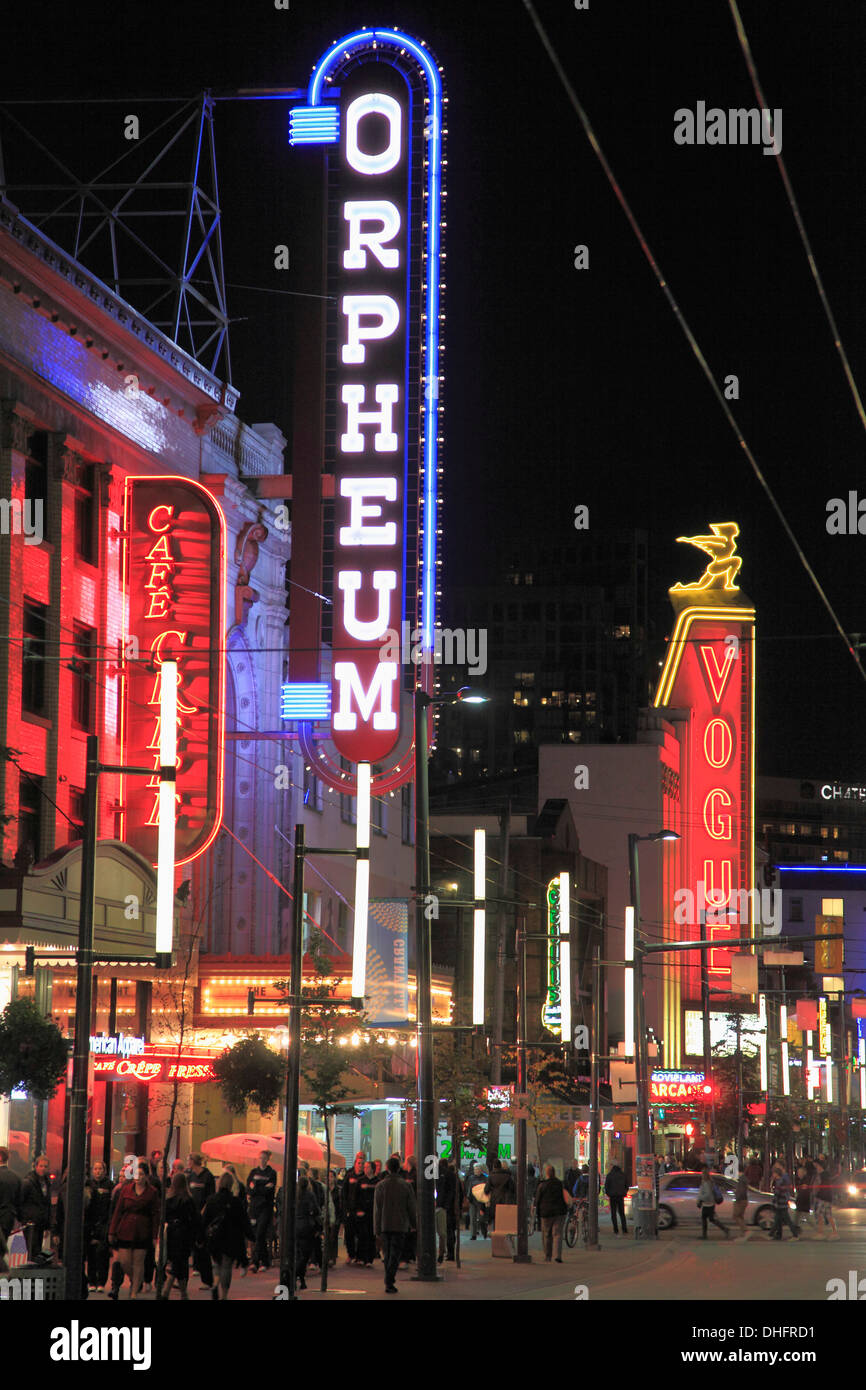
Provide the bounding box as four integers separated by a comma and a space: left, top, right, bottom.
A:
563, 1197, 589, 1249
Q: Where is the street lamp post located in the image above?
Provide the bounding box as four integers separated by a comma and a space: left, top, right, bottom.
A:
414, 685, 485, 1281
629, 829, 679, 1242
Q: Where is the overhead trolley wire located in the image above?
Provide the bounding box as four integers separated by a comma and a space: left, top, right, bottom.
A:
519, 0, 866, 689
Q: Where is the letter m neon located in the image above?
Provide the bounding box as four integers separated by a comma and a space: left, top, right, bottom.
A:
333, 662, 398, 731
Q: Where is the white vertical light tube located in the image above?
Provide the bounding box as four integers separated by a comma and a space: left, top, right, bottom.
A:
806, 1030, 815, 1100
825, 1054, 833, 1104
859, 1036, 865, 1109
779, 1003, 790, 1097
351, 762, 371, 999
472, 828, 486, 1026
758, 992, 768, 1092
559, 872, 571, 1046
623, 905, 635, 1059
156, 660, 177, 958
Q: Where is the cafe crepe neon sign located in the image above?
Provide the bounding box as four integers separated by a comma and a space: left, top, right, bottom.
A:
655, 523, 755, 992
289, 28, 444, 770
121, 477, 226, 866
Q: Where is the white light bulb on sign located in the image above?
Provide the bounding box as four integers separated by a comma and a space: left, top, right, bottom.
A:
472, 828, 485, 1026
156, 660, 177, 959
624, 905, 635, 1059
351, 761, 372, 999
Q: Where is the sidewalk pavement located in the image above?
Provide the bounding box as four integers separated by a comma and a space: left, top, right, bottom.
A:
86, 1227, 677, 1303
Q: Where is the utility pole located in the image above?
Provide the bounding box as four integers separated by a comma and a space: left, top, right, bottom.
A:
588, 946, 601, 1248
513, 921, 531, 1262
488, 800, 510, 1168
279, 823, 304, 1300
413, 690, 440, 1282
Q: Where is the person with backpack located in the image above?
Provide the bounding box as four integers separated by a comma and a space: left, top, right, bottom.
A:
202, 1171, 253, 1300
160, 1171, 200, 1300
604, 1163, 629, 1236
697, 1166, 730, 1240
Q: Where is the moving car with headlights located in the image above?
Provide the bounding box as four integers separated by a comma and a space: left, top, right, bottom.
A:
626, 1170, 796, 1231
839, 1169, 866, 1207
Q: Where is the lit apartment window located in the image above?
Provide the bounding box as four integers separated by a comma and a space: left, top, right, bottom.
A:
822, 898, 843, 917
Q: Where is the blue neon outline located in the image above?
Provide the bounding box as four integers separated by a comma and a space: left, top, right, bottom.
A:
305, 28, 443, 651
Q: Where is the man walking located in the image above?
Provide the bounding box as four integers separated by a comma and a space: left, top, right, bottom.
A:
246, 1148, 278, 1272
769, 1163, 800, 1241
0, 1147, 21, 1243
342, 1152, 366, 1264
535, 1164, 570, 1262
187, 1153, 216, 1286
373, 1155, 416, 1293
20, 1154, 52, 1260
603, 1162, 629, 1236
698, 1166, 731, 1240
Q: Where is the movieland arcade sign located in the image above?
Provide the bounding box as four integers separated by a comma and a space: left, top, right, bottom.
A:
288, 28, 444, 774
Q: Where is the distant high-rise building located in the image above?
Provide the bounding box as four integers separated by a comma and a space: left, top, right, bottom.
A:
432, 528, 652, 796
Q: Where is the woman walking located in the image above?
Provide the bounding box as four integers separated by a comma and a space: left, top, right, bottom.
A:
697, 1166, 730, 1240
202, 1171, 254, 1301
160, 1172, 200, 1300
108, 1161, 160, 1299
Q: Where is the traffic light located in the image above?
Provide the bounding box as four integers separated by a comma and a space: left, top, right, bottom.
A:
684, 1121, 695, 1138
247, 989, 255, 1016
24, 946, 35, 977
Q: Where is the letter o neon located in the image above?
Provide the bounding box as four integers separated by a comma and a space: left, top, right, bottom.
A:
345, 93, 402, 175
704, 717, 733, 769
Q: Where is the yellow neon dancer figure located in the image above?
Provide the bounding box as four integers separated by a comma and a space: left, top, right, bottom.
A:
671, 522, 742, 592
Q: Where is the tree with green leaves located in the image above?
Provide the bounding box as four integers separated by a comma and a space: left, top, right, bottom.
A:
0, 997, 68, 1100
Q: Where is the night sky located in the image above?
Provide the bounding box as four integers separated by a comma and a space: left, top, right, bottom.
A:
4, 2, 866, 778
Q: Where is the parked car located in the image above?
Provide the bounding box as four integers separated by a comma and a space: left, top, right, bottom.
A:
626, 1170, 796, 1231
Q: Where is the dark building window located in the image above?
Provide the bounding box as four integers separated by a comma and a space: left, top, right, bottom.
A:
72, 622, 96, 730
402, 783, 414, 844
24, 432, 48, 542
69, 786, 86, 842
340, 756, 354, 823
22, 600, 48, 715
74, 462, 98, 566
17, 772, 43, 865
303, 762, 322, 812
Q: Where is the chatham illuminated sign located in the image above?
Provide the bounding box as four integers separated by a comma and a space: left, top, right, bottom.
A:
288, 28, 444, 771
655, 524, 756, 993
121, 476, 226, 865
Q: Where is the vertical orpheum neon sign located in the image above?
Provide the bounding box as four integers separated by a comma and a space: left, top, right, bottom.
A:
289, 28, 444, 763
542, 874, 571, 1038
121, 477, 226, 865
655, 524, 755, 1000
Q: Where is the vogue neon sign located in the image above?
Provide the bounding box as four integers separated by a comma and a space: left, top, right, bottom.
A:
289, 29, 444, 765
121, 477, 226, 865
655, 524, 756, 993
